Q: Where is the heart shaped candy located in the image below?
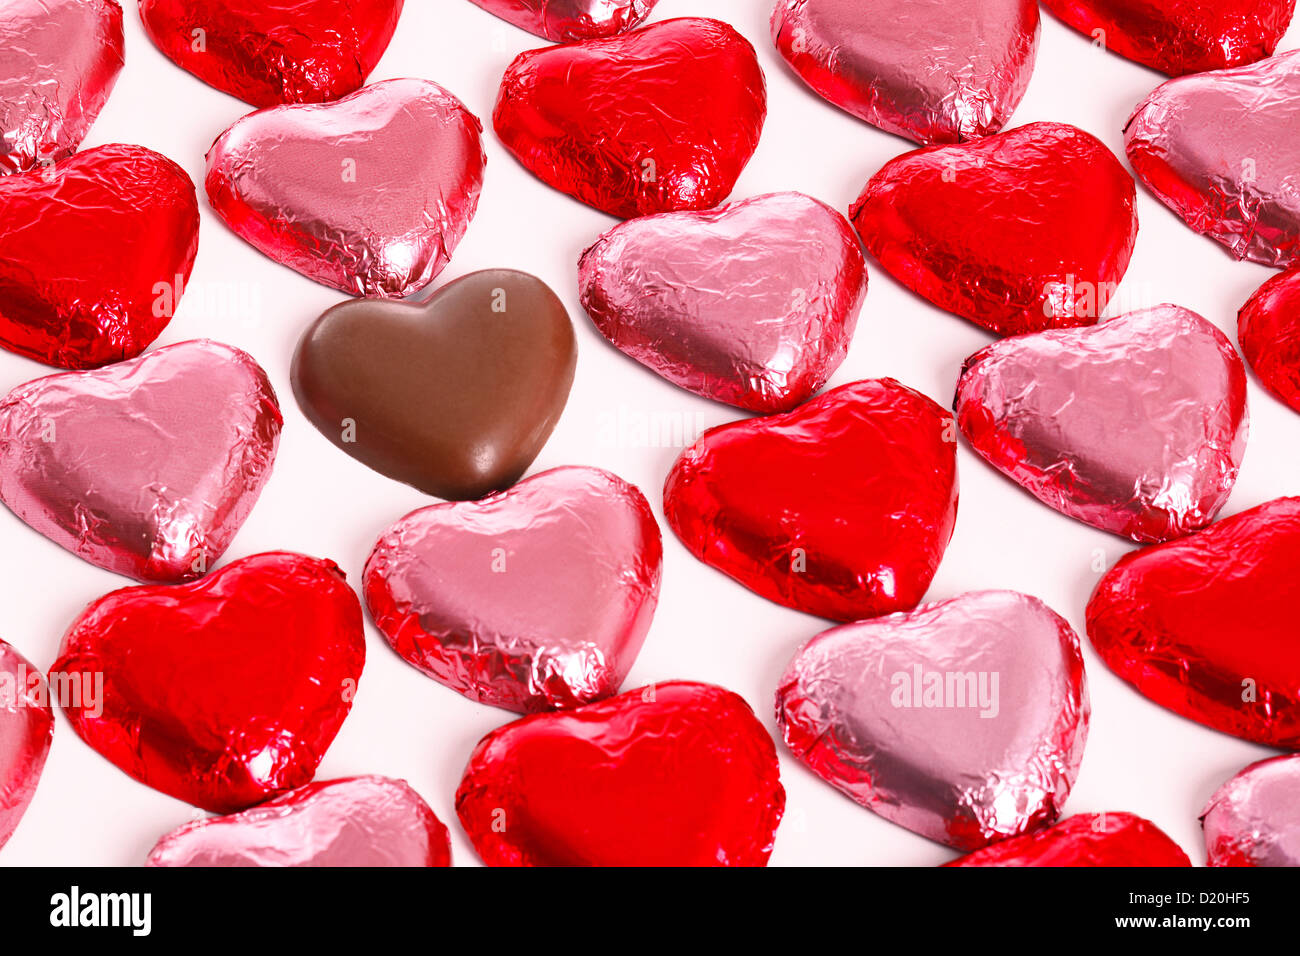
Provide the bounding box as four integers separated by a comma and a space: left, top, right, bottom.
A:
0, 0, 124, 173
0, 340, 282, 583
664, 379, 958, 622
138, 0, 404, 107
364, 466, 662, 712
944, 813, 1191, 866
1239, 267, 1300, 412
1087, 497, 1300, 747
851, 122, 1138, 336
0, 143, 199, 369
206, 78, 485, 298
468, 0, 659, 40
1125, 51, 1300, 268
53, 552, 366, 812
147, 776, 451, 867
955, 305, 1249, 543
493, 17, 766, 219
0, 639, 53, 850
771, 0, 1040, 144
456, 681, 785, 866
1202, 755, 1300, 867
776, 590, 1090, 850
578, 192, 868, 413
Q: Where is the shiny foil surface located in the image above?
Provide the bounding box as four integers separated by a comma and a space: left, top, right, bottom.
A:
138, 0, 405, 107
468, 0, 658, 40
1125, 50, 1300, 269
363, 466, 662, 713
456, 681, 785, 866
0, 143, 199, 369
1201, 754, 1300, 867
851, 122, 1138, 336
1087, 497, 1300, 748
206, 78, 485, 299
776, 590, 1089, 851
0, 639, 53, 850
53, 552, 366, 813
0, 0, 124, 174
955, 305, 1249, 543
0, 341, 282, 583
771, 0, 1039, 145
493, 17, 767, 219
664, 379, 957, 622
1239, 267, 1300, 413
147, 776, 452, 867
578, 192, 868, 413
944, 813, 1192, 866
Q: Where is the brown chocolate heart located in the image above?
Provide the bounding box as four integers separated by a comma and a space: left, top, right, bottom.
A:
292, 270, 576, 500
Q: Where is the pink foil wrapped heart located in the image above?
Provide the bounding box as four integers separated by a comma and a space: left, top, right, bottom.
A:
578, 192, 868, 413
468, 0, 659, 40
771, 0, 1040, 145
0, 340, 282, 583
955, 305, 1249, 543
206, 78, 485, 298
776, 590, 1090, 850
364, 466, 662, 713
1202, 755, 1300, 867
0, 639, 53, 850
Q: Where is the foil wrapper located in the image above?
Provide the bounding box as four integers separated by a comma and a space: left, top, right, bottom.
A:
1087, 497, 1300, 748
0, 0, 124, 174
0, 340, 282, 583
0, 143, 199, 369
53, 552, 366, 813
456, 681, 785, 866
771, 0, 1039, 145
578, 192, 868, 413
1238, 267, 1300, 414
0, 639, 53, 850
363, 466, 662, 713
147, 776, 452, 867
851, 122, 1138, 336
955, 305, 1249, 543
493, 17, 766, 219
664, 379, 958, 622
468, 0, 658, 41
1202, 754, 1300, 867
206, 78, 485, 299
944, 813, 1191, 866
776, 590, 1090, 851
1125, 50, 1300, 268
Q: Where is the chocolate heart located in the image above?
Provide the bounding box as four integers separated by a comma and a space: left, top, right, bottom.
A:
851, 122, 1138, 336
0, 143, 199, 369
1239, 267, 1300, 413
578, 192, 868, 413
1087, 497, 1300, 748
664, 379, 958, 622
955, 305, 1249, 543
206, 78, 485, 298
1202, 755, 1300, 867
944, 813, 1191, 866
468, 0, 659, 40
147, 776, 451, 867
53, 552, 366, 812
364, 466, 662, 713
0, 0, 124, 173
456, 681, 785, 866
292, 270, 576, 500
138, 0, 405, 107
493, 17, 767, 219
0, 639, 53, 850
1126, 51, 1300, 268
1044, 0, 1294, 76
771, 0, 1040, 144
776, 590, 1090, 850
0, 340, 282, 582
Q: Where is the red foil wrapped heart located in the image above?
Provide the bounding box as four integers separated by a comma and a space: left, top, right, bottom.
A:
456, 681, 784, 866
0, 143, 199, 369
944, 813, 1191, 866
147, 776, 451, 867
1239, 268, 1300, 413
1043, 0, 1294, 76
137, 0, 405, 107
1087, 497, 1300, 748
493, 17, 766, 219
851, 122, 1137, 336
0, 639, 53, 850
0, 0, 124, 174
1202, 754, 1300, 867
468, 0, 659, 40
53, 552, 366, 812
664, 379, 957, 622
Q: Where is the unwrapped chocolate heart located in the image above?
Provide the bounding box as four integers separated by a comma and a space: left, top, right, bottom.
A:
944, 813, 1191, 866
206, 78, 485, 298
1202, 754, 1300, 867
776, 590, 1089, 850
0, 639, 53, 850
1239, 267, 1300, 413
468, 0, 658, 40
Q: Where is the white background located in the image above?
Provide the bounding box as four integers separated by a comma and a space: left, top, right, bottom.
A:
4, 0, 1299, 867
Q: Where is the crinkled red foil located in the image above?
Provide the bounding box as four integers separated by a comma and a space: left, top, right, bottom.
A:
1239, 267, 1300, 413
944, 813, 1192, 866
